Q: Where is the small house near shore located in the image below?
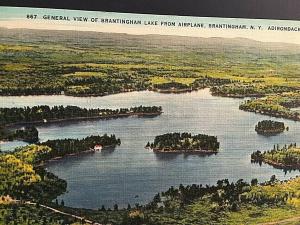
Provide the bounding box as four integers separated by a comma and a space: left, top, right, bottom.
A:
94, 145, 103, 151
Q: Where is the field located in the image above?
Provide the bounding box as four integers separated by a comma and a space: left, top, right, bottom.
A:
1, 28, 300, 97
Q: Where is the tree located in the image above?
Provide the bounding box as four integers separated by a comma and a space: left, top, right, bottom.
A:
251, 178, 258, 186
114, 203, 118, 211
270, 175, 276, 184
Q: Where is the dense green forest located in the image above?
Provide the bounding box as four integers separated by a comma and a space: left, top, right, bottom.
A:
0, 105, 162, 127
146, 132, 219, 152
0, 134, 121, 202
0, 151, 67, 202
0, 203, 81, 225
2, 175, 300, 225
251, 143, 300, 169
255, 120, 286, 135
192, 77, 233, 89
40, 134, 121, 160
211, 83, 296, 98
151, 82, 192, 93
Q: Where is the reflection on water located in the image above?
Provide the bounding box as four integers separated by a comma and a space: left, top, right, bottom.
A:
1, 89, 300, 209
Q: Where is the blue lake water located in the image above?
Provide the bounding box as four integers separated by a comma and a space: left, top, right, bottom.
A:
1, 89, 299, 209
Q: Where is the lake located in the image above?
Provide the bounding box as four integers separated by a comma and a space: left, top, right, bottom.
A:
1, 88, 299, 209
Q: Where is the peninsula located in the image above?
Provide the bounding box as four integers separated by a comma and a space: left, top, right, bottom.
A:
0, 105, 163, 127
239, 92, 300, 121
251, 143, 300, 169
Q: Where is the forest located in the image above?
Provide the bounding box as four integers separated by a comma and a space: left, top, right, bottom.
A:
255, 120, 286, 135
147, 132, 219, 153
40, 134, 121, 161
2, 174, 300, 225
0, 149, 67, 202
211, 83, 296, 98
0, 105, 163, 127
239, 92, 300, 121
1, 126, 39, 143
0, 134, 121, 203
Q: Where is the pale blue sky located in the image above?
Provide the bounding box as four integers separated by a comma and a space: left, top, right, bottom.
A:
1, 6, 300, 45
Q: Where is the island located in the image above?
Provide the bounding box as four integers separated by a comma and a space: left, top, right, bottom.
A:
255, 120, 286, 135
146, 132, 219, 153
251, 143, 300, 169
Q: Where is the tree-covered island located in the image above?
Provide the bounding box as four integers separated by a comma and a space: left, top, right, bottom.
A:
146, 132, 219, 153
251, 143, 300, 169
255, 120, 286, 135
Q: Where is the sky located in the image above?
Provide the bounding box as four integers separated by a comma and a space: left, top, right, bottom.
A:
0, 6, 300, 45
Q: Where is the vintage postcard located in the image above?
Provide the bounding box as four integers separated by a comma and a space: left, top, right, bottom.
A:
0, 6, 300, 225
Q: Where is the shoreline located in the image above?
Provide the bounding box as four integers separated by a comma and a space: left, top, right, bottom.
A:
4, 111, 162, 128
38, 144, 117, 166
252, 159, 300, 170
255, 129, 285, 135
211, 93, 265, 98
151, 88, 197, 94
148, 147, 218, 154
240, 108, 300, 121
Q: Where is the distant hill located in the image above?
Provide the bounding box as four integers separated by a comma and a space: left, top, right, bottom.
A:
1, 27, 300, 54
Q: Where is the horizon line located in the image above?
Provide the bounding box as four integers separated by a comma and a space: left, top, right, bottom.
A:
1, 26, 300, 47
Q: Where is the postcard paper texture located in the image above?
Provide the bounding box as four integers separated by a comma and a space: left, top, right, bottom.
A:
0, 6, 300, 225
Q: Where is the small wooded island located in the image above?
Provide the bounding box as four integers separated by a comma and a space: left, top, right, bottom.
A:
255, 120, 286, 135
251, 143, 300, 169
146, 132, 219, 153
